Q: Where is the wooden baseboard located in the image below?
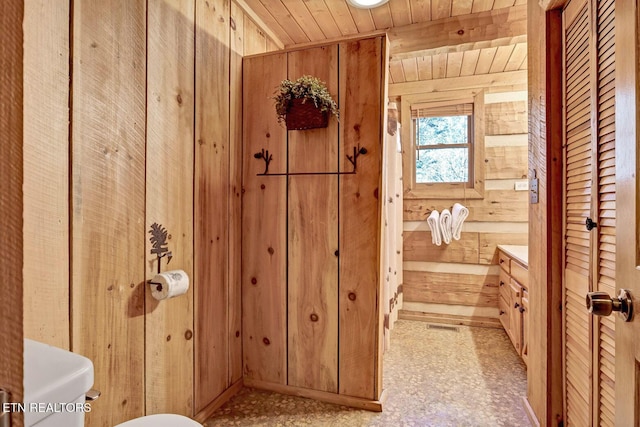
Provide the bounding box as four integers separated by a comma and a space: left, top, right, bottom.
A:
398, 309, 502, 329
522, 397, 540, 427
243, 378, 384, 412
193, 378, 244, 423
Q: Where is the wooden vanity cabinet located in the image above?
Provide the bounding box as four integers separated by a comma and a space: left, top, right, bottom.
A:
498, 269, 510, 335
508, 279, 523, 354
521, 288, 529, 365
498, 249, 528, 365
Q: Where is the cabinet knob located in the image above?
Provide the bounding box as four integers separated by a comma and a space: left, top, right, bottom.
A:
585, 217, 598, 231
514, 302, 520, 309
499, 281, 505, 287
519, 306, 525, 313
499, 310, 505, 315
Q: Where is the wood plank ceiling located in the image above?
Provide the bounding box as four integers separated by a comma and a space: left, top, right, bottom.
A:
243, 0, 528, 84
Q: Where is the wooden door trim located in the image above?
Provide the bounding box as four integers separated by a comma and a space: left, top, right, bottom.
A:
528, 1, 565, 425
0, 1, 24, 425
614, 0, 639, 423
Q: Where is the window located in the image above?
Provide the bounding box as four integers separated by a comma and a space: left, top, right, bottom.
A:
414, 103, 473, 184
401, 91, 485, 199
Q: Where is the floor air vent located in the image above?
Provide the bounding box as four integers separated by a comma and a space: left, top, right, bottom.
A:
427, 324, 460, 332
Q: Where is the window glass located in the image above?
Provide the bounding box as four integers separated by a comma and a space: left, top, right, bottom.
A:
415, 112, 472, 184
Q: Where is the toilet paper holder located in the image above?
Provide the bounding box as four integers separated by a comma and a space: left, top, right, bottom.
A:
149, 281, 164, 292
148, 270, 190, 301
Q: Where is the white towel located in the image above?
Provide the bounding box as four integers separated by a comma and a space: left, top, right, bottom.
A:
427, 210, 442, 246
452, 203, 469, 241
440, 209, 452, 244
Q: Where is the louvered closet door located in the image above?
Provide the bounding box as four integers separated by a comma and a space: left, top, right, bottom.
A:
593, 0, 616, 424
563, 1, 593, 425
562, 0, 617, 425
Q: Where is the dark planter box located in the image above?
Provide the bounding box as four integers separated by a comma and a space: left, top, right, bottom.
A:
285, 98, 329, 130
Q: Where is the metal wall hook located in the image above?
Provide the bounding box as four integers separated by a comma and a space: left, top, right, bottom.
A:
254, 144, 367, 176
346, 144, 367, 172
254, 149, 273, 175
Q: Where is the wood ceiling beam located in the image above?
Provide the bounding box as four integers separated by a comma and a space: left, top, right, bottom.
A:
389, 34, 527, 61
388, 4, 527, 59
388, 69, 528, 97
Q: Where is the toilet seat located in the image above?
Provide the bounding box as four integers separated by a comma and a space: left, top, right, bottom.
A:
114, 414, 203, 427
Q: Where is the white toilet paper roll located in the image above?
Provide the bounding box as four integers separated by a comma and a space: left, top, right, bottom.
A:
150, 269, 189, 301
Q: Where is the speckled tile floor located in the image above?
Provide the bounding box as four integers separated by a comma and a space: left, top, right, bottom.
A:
205, 320, 531, 427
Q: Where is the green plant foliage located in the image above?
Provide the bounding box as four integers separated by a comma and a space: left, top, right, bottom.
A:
418, 116, 468, 145
273, 75, 339, 123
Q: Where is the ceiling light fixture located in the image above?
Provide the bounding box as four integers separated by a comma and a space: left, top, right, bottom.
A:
346, 0, 389, 9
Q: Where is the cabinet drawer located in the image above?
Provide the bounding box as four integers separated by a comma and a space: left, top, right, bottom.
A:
511, 260, 528, 288
522, 289, 529, 366
499, 269, 510, 302
509, 279, 523, 353
499, 295, 510, 332
498, 250, 511, 274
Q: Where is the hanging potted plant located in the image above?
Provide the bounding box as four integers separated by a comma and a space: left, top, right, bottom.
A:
273, 75, 339, 130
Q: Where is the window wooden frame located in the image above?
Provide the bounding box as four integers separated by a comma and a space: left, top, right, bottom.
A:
401, 89, 485, 199
415, 105, 473, 184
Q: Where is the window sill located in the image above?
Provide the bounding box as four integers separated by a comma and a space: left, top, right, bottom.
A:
404, 183, 484, 200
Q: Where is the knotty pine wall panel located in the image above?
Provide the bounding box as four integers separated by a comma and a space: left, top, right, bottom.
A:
404, 190, 529, 222
287, 46, 339, 393
479, 232, 529, 264
229, 0, 244, 387
23, 0, 70, 350
70, 1, 147, 425
400, 73, 528, 327
485, 100, 528, 135
339, 37, 385, 401
194, 0, 231, 412
146, 0, 195, 416
241, 52, 288, 385
243, 17, 266, 55
485, 145, 528, 179
404, 231, 480, 264
23, 0, 278, 422
288, 175, 339, 392
242, 36, 386, 406
404, 271, 499, 307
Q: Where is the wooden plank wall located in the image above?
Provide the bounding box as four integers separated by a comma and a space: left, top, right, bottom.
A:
527, 3, 564, 425
242, 36, 386, 405
229, 0, 245, 388
242, 52, 288, 385
398, 72, 529, 327
382, 115, 404, 350
22, 0, 281, 424
0, 1, 24, 425
339, 37, 385, 400
146, 0, 195, 416
71, 3, 147, 426
23, 0, 70, 350
287, 46, 339, 393
194, 0, 231, 412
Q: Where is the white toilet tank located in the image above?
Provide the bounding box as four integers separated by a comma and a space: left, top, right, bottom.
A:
23, 339, 94, 427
